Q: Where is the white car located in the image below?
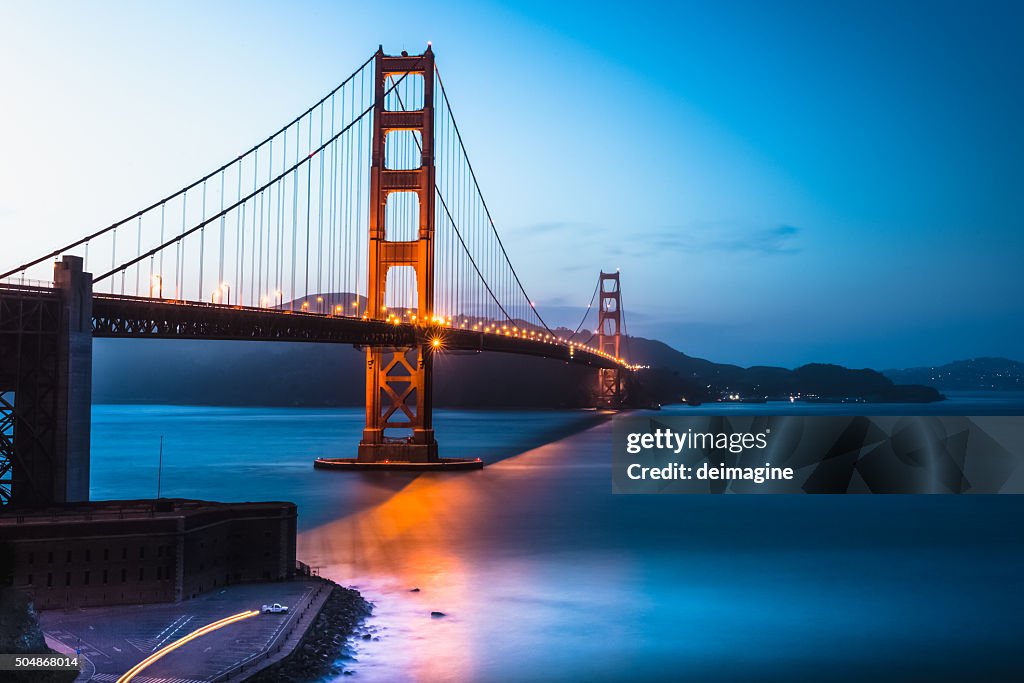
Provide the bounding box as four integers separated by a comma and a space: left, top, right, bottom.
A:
261, 603, 289, 614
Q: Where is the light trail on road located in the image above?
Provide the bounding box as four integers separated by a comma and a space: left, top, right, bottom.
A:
116, 609, 260, 683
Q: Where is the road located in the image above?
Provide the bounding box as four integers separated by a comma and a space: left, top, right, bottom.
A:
40, 579, 321, 682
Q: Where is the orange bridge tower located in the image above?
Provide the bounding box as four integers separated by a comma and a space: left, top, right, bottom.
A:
316, 46, 481, 471
358, 46, 440, 464
597, 270, 623, 407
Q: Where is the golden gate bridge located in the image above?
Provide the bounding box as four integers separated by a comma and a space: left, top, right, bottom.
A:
0, 46, 636, 506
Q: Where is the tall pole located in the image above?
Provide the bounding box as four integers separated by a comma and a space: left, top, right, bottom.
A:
156, 435, 164, 499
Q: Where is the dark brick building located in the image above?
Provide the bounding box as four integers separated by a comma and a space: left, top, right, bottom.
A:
0, 498, 296, 609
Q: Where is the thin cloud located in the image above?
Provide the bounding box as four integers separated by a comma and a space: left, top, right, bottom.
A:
633, 222, 802, 256
707, 224, 801, 254
513, 221, 605, 237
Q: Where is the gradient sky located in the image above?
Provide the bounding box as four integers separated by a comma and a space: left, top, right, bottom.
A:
1, 1, 1021, 368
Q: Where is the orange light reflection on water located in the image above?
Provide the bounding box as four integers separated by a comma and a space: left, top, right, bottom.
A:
299, 472, 491, 682
297, 428, 641, 682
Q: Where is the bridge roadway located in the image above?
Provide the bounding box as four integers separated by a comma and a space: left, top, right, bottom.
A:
1, 284, 617, 370
78, 291, 619, 370
2, 281, 620, 503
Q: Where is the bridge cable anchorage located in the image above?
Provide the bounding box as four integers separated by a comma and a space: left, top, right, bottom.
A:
91, 59, 422, 285
0, 54, 376, 281
434, 64, 556, 337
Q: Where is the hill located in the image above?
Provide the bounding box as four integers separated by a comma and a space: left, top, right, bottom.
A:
619, 335, 941, 404
884, 357, 1024, 391
93, 330, 942, 407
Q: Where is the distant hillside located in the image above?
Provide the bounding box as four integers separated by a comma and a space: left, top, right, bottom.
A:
619, 335, 941, 404
93, 330, 943, 407
884, 357, 1024, 391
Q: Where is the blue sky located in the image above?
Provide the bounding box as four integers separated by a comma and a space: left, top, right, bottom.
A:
1, 0, 1021, 368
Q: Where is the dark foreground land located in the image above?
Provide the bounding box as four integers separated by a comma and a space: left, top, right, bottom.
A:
36, 578, 358, 681
249, 584, 371, 682
0, 588, 75, 683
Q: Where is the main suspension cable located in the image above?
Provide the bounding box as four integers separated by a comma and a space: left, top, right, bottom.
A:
2, 53, 376, 281
569, 275, 600, 341
94, 59, 422, 284
434, 64, 555, 337
388, 86, 515, 324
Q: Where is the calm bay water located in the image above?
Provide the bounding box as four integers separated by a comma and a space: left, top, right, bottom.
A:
91, 395, 1024, 682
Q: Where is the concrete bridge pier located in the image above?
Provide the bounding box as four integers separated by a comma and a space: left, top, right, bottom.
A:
0, 255, 91, 506
54, 256, 92, 503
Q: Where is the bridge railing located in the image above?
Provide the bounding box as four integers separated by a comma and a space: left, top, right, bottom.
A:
1, 277, 53, 289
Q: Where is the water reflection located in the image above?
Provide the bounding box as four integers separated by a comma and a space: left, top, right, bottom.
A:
89, 402, 1024, 682
301, 473, 484, 681
300, 418, 1024, 682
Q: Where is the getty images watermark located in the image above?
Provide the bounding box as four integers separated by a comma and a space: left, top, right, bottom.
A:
612, 415, 1024, 494
623, 427, 794, 485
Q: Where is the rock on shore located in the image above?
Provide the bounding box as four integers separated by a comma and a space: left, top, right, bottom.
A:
249, 582, 372, 682
0, 588, 76, 683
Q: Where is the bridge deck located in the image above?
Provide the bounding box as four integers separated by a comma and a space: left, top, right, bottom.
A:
90, 294, 620, 370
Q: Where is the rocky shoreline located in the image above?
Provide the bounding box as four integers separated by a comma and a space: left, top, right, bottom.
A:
249, 582, 372, 682
0, 588, 76, 683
